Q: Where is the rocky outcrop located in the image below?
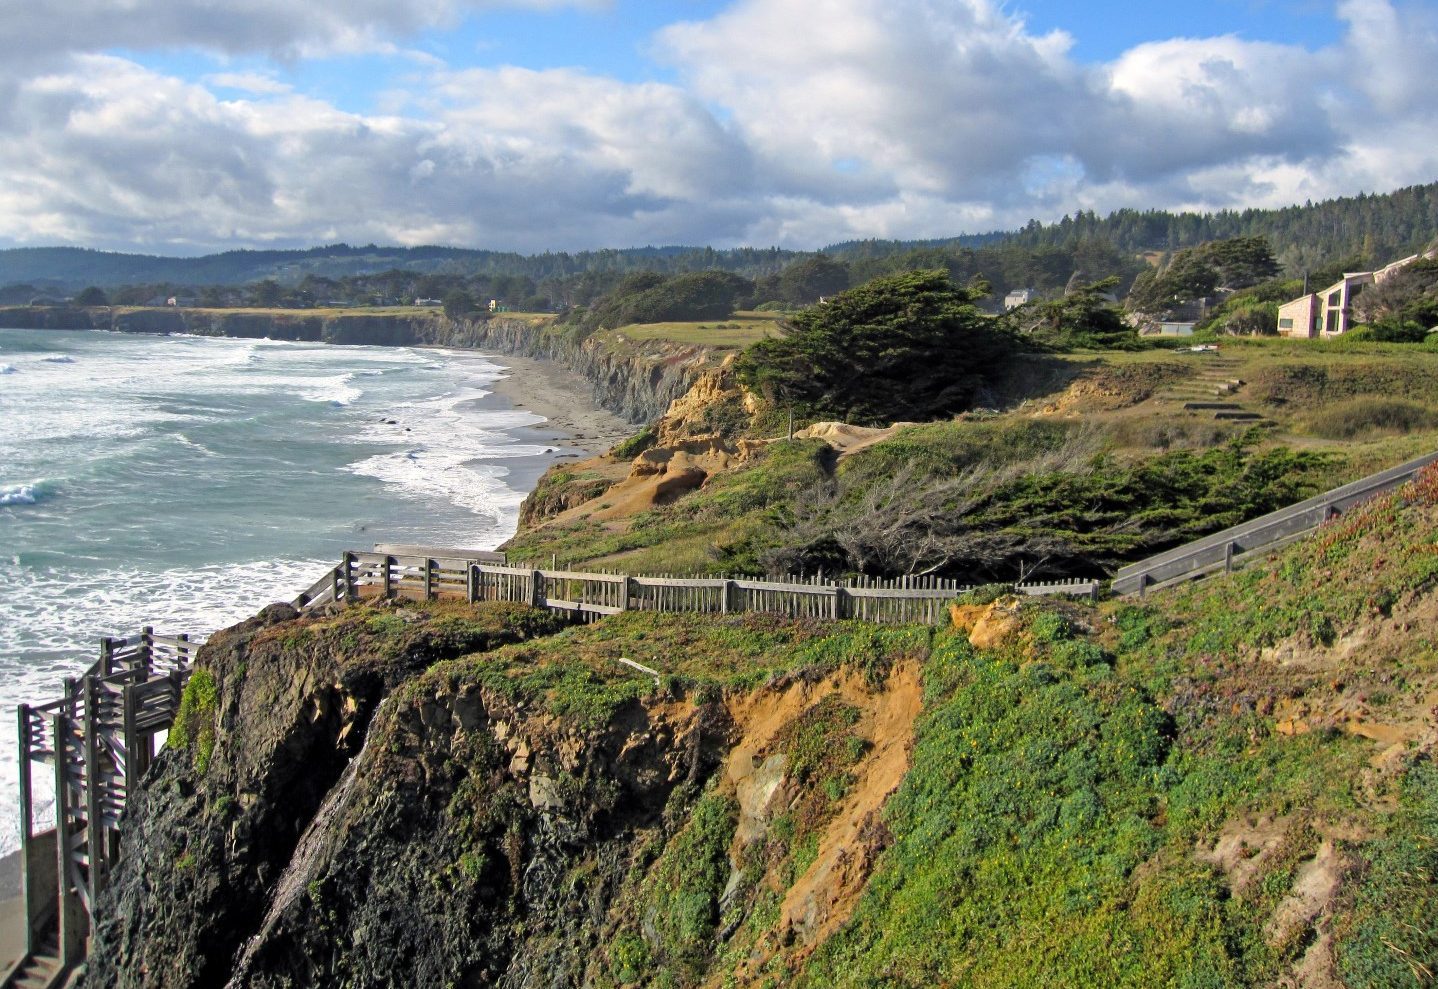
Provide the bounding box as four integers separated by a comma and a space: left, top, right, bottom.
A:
84, 601, 570, 989
86, 603, 926, 988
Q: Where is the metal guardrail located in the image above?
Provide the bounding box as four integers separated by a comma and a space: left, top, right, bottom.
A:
1113, 449, 1438, 596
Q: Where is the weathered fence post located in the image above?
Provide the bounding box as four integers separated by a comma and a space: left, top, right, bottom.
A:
530, 570, 545, 609
621, 576, 633, 611
52, 712, 84, 969
83, 676, 103, 913
423, 558, 434, 601
342, 552, 355, 600
1224, 541, 1236, 573
16, 706, 35, 953
382, 556, 393, 599
467, 564, 479, 605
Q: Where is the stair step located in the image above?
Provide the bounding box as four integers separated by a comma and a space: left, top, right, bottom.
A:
1184, 402, 1241, 410
1214, 411, 1266, 421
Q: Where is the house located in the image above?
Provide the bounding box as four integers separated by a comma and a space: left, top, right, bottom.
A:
1277, 250, 1436, 338
414, 297, 442, 306
1277, 272, 1373, 338
1004, 288, 1035, 310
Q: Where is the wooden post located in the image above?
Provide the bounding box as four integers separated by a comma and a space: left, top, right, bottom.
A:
381, 556, 393, 599
99, 637, 115, 678
16, 706, 35, 953
140, 625, 154, 677
83, 677, 103, 912
123, 683, 139, 800
1224, 541, 1235, 573
830, 587, 844, 620
722, 580, 735, 615
342, 552, 355, 601
530, 571, 545, 609
423, 558, 434, 601
621, 576, 633, 612
53, 713, 84, 968
467, 564, 478, 605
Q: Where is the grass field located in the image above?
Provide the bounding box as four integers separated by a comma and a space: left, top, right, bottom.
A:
604, 311, 782, 348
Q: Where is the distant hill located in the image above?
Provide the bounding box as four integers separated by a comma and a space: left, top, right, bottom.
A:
0, 244, 798, 292
825, 182, 1438, 274
4, 181, 1437, 291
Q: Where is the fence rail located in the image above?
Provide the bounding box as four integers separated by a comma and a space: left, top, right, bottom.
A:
1112, 448, 1438, 596
320, 551, 1100, 624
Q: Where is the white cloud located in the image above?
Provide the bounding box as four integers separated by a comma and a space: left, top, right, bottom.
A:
0, 0, 1434, 252
204, 72, 292, 96
4, 0, 602, 62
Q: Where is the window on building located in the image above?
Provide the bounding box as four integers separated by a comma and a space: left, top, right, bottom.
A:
1279, 318, 1294, 328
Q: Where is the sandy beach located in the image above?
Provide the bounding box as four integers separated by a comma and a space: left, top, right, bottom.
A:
485, 353, 637, 456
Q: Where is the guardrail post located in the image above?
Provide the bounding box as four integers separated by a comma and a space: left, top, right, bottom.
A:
342, 552, 355, 601
1224, 541, 1236, 573
382, 556, 393, 599
1139, 574, 1149, 599
424, 558, 434, 601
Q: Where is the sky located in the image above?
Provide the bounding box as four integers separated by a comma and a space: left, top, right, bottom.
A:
0, 0, 1434, 254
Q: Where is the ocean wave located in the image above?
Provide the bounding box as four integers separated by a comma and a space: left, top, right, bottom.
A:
41, 355, 76, 364
0, 555, 332, 856
300, 372, 363, 407
0, 480, 56, 506
0, 364, 17, 375
172, 433, 216, 457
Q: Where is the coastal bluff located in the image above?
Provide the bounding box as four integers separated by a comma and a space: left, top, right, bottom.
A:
0, 305, 713, 423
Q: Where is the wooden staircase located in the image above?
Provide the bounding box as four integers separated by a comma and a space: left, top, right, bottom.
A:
3, 630, 199, 989
1156, 355, 1275, 427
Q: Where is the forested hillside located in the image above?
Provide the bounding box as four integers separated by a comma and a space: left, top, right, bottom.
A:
6, 182, 1436, 296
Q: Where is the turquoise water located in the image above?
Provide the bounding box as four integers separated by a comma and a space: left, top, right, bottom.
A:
0, 328, 561, 851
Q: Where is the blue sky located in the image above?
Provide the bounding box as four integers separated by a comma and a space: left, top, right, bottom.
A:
0, 0, 1433, 253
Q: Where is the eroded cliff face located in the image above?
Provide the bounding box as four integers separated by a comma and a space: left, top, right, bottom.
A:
85, 603, 929, 989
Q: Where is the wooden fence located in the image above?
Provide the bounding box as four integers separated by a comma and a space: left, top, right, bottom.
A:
1112, 448, 1438, 596
311, 551, 1101, 624
8, 629, 199, 985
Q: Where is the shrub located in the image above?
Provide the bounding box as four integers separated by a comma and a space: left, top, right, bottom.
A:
1304, 397, 1438, 439
170, 668, 219, 774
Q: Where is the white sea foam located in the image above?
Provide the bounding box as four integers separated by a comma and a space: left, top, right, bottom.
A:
0, 364, 16, 374
41, 355, 75, 364
299, 372, 363, 407
0, 556, 334, 855
0, 480, 54, 506
172, 433, 216, 457
344, 384, 549, 532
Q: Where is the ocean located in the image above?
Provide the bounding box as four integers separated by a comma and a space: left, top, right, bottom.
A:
0, 327, 560, 855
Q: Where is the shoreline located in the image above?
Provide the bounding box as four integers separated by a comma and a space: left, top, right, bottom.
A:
483, 352, 636, 457
0, 347, 644, 967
